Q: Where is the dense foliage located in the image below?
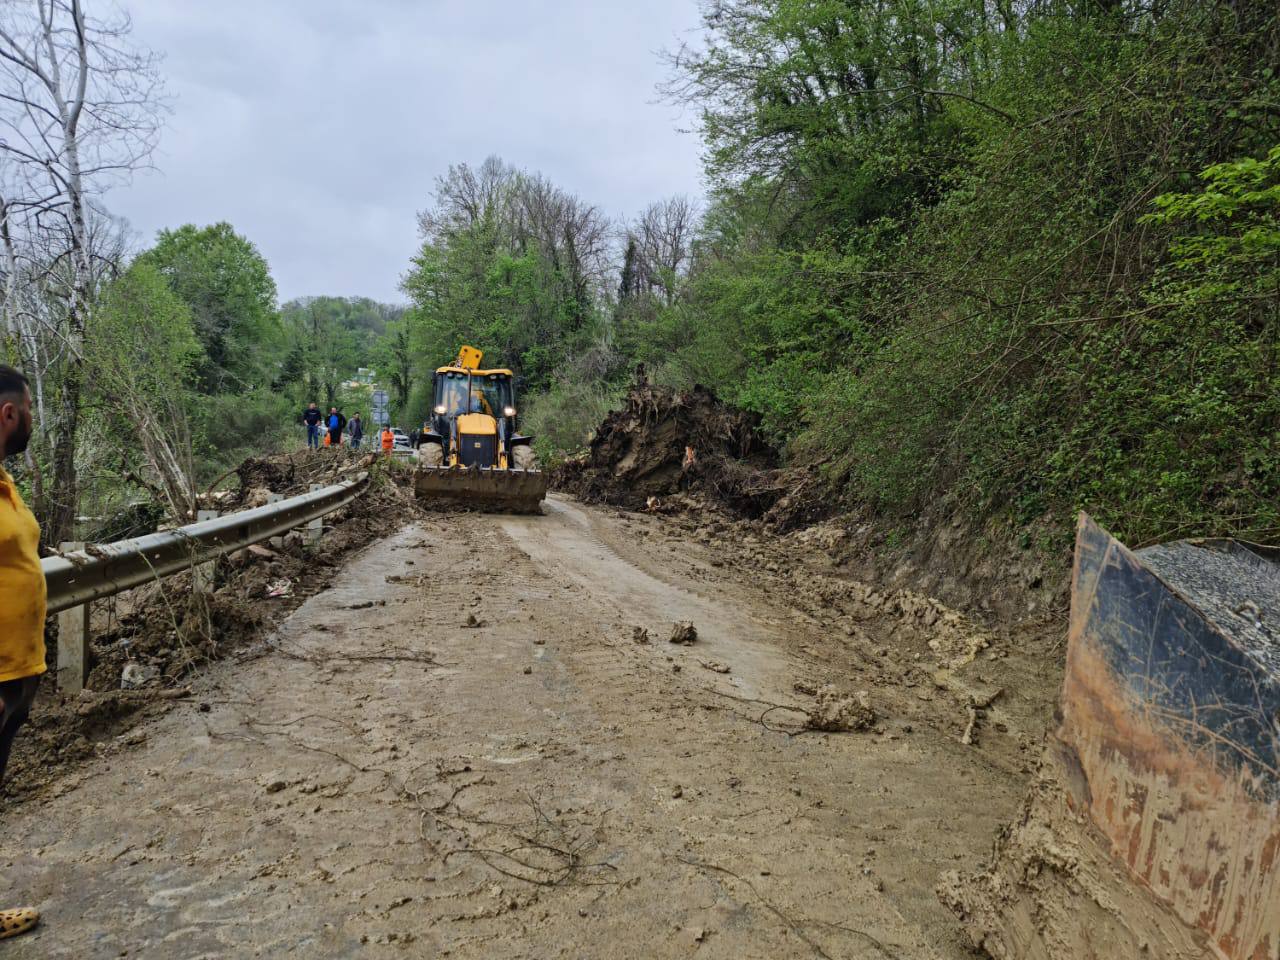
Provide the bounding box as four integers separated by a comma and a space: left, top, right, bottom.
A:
6, 0, 1275, 551
96, 228, 406, 498
403, 0, 1279, 546
651, 0, 1280, 545
137, 223, 281, 394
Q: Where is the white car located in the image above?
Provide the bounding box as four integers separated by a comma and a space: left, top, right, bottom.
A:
391, 429, 411, 450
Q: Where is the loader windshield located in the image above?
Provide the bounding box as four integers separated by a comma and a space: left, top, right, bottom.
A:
437, 371, 513, 417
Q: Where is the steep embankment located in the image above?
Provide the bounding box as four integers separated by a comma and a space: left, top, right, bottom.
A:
554, 378, 1067, 621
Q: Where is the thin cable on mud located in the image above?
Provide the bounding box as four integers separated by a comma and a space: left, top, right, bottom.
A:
209, 694, 624, 895
264, 636, 443, 669
675, 856, 896, 960
432, 785, 622, 890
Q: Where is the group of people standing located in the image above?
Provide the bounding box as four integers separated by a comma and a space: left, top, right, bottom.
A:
300, 402, 395, 452
302, 402, 363, 449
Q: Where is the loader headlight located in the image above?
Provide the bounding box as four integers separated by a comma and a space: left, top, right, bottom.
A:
433, 404, 447, 415
503, 406, 516, 417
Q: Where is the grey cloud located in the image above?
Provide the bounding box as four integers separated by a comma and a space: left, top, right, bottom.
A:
110, 0, 704, 303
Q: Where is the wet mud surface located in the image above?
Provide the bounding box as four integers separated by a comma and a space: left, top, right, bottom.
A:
0, 494, 1061, 958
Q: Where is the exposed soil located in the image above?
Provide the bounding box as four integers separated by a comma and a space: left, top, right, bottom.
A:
553, 379, 1069, 623
937, 740, 1213, 960
3, 454, 419, 803
2, 491, 1065, 958
554, 375, 786, 519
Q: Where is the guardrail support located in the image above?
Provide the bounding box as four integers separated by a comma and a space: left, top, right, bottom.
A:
42, 473, 369, 616
267, 493, 285, 548
194, 510, 218, 592
307, 485, 323, 544
56, 540, 90, 694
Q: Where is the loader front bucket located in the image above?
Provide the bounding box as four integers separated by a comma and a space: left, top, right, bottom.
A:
413, 465, 547, 514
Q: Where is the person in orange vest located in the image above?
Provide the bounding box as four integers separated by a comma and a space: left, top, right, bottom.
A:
380, 426, 394, 454
322, 429, 331, 448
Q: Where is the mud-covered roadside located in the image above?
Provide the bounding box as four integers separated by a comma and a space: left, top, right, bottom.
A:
552, 377, 1065, 783
600, 503, 1062, 770
2, 492, 1054, 959
557, 382, 1235, 960
4, 453, 420, 803
554, 377, 1068, 623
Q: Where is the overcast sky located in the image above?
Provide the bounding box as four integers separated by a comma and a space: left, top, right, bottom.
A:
108, 0, 706, 304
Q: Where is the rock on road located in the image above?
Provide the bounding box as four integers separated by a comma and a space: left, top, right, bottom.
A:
1, 495, 1028, 958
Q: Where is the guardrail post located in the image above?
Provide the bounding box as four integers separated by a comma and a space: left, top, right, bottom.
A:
267, 493, 285, 548
307, 484, 323, 543
194, 510, 218, 592
56, 540, 90, 694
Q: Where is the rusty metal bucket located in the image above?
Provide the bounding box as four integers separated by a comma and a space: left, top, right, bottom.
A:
413, 465, 547, 514
1061, 514, 1280, 959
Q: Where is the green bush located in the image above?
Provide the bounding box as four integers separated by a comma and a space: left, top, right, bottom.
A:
520, 379, 626, 465
196, 390, 299, 480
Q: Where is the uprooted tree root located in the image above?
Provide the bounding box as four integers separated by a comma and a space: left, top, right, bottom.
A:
553, 375, 786, 520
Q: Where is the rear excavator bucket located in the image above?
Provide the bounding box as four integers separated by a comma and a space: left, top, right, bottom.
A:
414, 464, 547, 514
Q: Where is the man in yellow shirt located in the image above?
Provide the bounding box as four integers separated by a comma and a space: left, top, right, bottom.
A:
0, 365, 43, 941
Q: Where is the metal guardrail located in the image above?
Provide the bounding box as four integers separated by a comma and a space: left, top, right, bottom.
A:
43, 473, 369, 615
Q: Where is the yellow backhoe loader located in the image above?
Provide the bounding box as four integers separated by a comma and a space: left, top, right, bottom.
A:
413, 346, 547, 513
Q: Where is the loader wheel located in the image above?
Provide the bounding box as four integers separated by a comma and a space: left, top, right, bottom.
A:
420, 442, 444, 467
512, 444, 538, 471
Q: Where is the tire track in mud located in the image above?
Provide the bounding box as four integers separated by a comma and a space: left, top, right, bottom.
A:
1, 500, 1031, 959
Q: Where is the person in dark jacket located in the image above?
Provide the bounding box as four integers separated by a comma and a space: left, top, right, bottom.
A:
302, 402, 323, 449
348, 413, 364, 449
327, 408, 346, 447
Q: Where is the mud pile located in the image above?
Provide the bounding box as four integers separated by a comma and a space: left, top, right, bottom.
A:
937, 744, 1211, 960
554, 376, 785, 518
225, 447, 376, 507
7, 452, 418, 801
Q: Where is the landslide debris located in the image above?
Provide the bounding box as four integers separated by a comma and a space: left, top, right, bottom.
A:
669, 621, 698, 645
223, 447, 377, 510
805, 685, 876, 732
938, 745, 1210, 960
554, 374, 784, 519
7, 451, 418, 802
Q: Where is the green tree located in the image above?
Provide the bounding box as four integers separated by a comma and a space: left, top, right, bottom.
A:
137, 223, 282, 393
279, 296, 398, 407
401, 158, 612, 393
87, 262, 204, 519
375, 316, 415, 415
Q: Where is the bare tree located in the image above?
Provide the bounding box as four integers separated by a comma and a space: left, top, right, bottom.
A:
0, 0, 164, 543
629, 196, 700, 305
420, 156, 615, 325
418, 156, 520, 241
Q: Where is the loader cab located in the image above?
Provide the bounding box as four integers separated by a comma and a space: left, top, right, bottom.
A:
434, 369, 513, 421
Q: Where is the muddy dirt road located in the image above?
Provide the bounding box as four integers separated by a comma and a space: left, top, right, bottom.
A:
1, 495, 1050, 958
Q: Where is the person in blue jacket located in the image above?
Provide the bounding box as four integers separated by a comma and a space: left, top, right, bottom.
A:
327, 407, 346, 447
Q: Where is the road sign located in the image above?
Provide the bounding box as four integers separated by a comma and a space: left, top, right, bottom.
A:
371, 389, 389, 425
